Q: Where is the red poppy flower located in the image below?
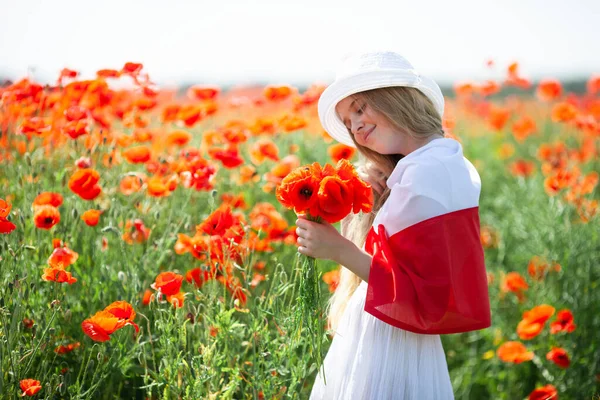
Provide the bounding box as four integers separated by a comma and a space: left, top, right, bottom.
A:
497, 341, 534, 363
152, 272, 184, 296
546, 347, 570, 368
81, 209, 102, 226
20, 379, 42, 396
528, 384, 558, 400
33, 205, 61, 230
0, 198, 16, 234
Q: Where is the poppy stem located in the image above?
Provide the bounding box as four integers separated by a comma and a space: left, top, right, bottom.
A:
292, 213, 326, 384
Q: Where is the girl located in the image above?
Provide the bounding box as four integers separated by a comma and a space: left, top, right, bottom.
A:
295, 51, 492, 399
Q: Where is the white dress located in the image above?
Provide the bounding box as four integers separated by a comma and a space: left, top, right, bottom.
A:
310, 138, 482, 400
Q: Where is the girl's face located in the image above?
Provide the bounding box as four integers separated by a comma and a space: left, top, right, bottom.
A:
335, 95, 405, 155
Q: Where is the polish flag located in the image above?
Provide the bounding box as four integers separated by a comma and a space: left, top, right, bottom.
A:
363, 139, 492, 334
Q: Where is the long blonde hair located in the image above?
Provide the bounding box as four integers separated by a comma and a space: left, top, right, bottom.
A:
326, 86, 444, 333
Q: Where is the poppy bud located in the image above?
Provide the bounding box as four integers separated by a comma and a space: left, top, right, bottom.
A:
24, 152, 32, 166
72, 208, 78, 219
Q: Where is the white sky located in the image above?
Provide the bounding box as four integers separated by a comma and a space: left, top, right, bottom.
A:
1, 0, 599, 87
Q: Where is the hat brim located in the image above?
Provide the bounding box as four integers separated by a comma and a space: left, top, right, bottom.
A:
317, 70, 445, 148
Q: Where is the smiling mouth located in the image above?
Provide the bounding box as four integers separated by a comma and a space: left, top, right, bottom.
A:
363, 127, 374, 141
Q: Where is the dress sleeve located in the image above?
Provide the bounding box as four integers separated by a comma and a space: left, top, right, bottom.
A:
364, 185, 491, 335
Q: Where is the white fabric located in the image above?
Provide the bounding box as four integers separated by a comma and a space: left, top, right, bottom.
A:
375, 137, 481, 235
310, 138, 481, 400
317, 51, 446, 147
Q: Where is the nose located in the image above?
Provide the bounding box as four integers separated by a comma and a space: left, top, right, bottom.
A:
350, 116, 365, 137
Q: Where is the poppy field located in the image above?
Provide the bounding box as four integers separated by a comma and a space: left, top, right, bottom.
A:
0, 63, 599, 399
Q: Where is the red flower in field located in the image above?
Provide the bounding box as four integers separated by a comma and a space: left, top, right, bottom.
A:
62, 120, 90, 139
536, 79, 563, 102
250, 273, 266, 288
279, 113, 307, 132
208, 145, 245, 169
509, 160, 536, 178
487, 105, 511, 131
81, 209, 102, 226
42, 266, 77, 284
496, 341, 534, 364
478, 80, 501, 97
500, 271, 528, 302
264, 155, 302, 186
142, 289, 155, 305
221, 193, 247, 210
121, 62, 143, 75
33, 205, 61, 230
0, 198, 16, 234
479, 225, 500, 249
250, 139, 280, 165
328, 143, 356, 164
511, 116, 537, 142
119, 174, 145, 195
517, 304, 555, 340
546, 347, 570, 368
64, 105, 89, 121
550, 309, 576, 334
123, 145, 151, 164
186, 268, 212, 289
263, 85, 295, 101
177, 105, 204, 127
166, 130, 192, 147
527, 256, 560, 281
19, 117, 51, 137
551, 102, 577, 123
19, 379, 42, 396
48, 239, 78, 268
122, 219, 151, 244
68, 169, 102, 200
249, 202, 288, 238
322, 268, 341, 293
82, 301, 138, 342
97, 69, 121, 78
187, 85, 220, 101
528, 384, 558, 400
81, 310, 122, 342
33, 192, 63, 208
75, 157, 92, 168
166, 291, 186, 308
103, 301, 139, 333
197, 205, 237, 236
152, 272, 184, 296
55, 342, 80, 354
587, 74, 600, 95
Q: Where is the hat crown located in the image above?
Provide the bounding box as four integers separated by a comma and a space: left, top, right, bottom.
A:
336, 51, 416, 79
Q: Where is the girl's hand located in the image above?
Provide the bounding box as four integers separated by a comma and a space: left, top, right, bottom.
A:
295, 215, 353, 262
357, 163, 387, 195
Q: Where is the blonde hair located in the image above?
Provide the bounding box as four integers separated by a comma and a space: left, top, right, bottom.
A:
327, 86, 444, 333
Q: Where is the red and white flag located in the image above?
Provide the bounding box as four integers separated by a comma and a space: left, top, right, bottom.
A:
363, 139, 492, 334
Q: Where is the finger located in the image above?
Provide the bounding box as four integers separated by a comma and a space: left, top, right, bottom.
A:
295, 226, 306, 237
296, 218, 310, 228
297, 237, 307, 246
298, 245, 310, 256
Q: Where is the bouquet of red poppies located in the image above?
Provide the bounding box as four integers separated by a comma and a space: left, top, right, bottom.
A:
276, 159, 373, 380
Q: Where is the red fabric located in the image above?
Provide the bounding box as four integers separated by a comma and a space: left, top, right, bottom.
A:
364, 207, 491, 334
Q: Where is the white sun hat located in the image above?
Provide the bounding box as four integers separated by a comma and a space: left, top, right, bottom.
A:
318, 51, 445, 147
